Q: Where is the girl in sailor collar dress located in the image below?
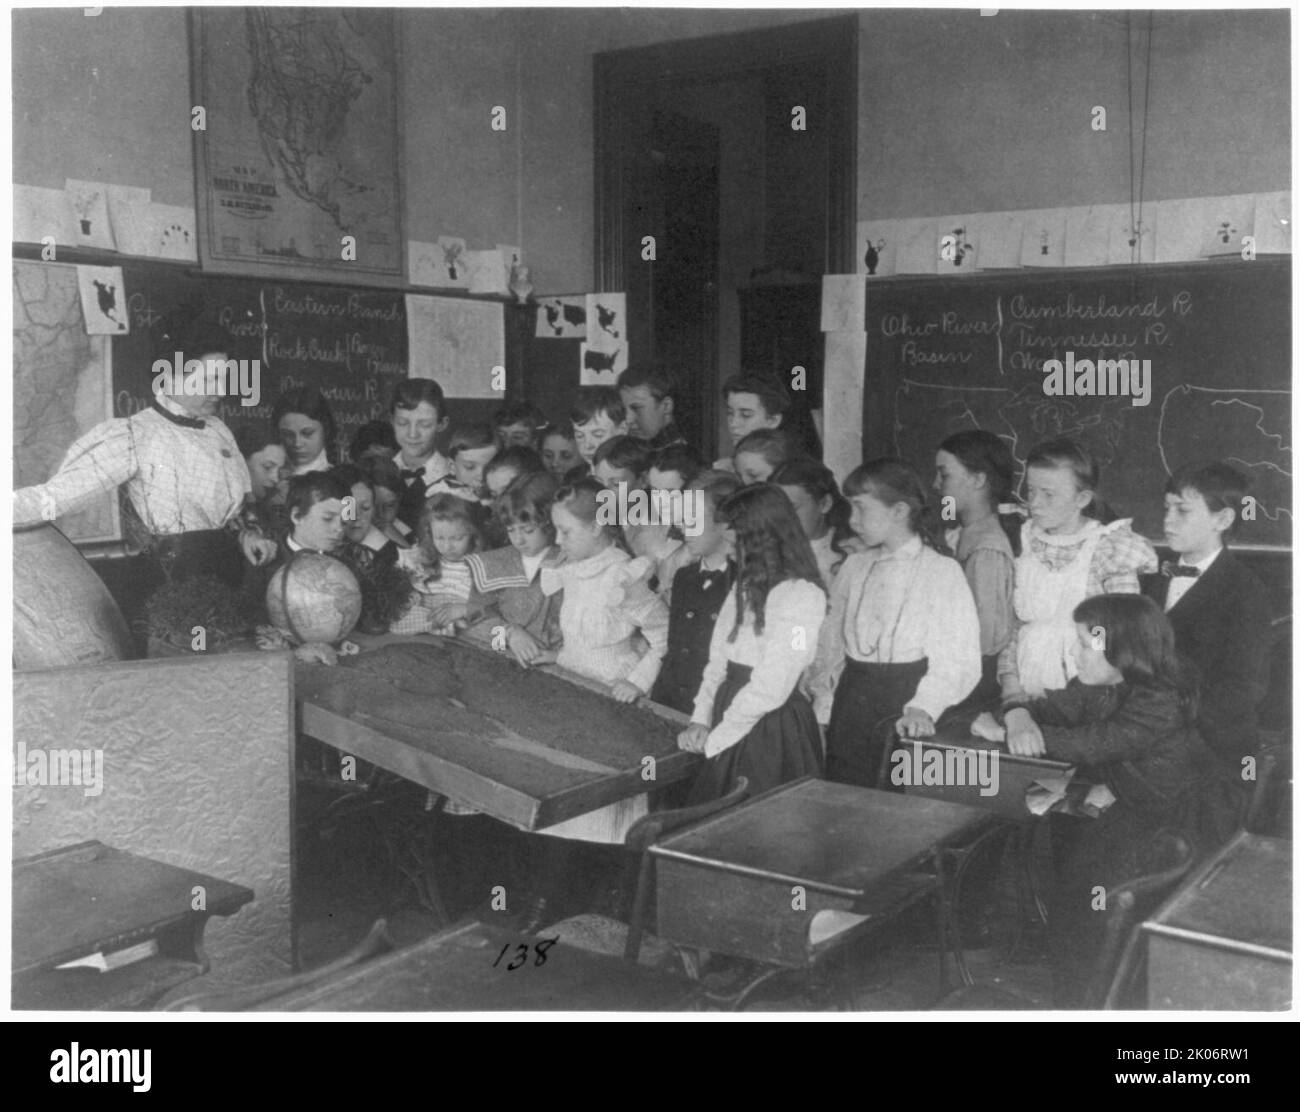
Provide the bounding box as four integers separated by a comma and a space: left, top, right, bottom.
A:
532, 477, 670, 843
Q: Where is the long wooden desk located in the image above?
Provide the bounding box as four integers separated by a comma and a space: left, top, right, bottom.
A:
1143, 831, 1292, 1010
252, 921, 696, 1011
296, 636, 698, 831
651, 778, 995, 984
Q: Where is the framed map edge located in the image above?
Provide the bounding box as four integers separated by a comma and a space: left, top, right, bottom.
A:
190, 7, 407, 288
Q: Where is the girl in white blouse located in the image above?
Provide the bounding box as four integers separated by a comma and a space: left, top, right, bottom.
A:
678, 483, 827, 804
808, 458, 982, 788
531, 477, 669, 843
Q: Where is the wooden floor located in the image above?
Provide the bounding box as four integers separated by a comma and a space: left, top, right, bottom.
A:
294, 782, 1057, 1011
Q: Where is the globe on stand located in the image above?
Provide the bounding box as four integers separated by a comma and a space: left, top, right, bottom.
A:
266, 551, 362, 645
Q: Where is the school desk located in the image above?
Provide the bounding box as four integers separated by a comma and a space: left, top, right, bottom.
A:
900, 727, 1075, 820
13, 840, 254, 1010
1142, 831, 1291, 1010
250, 921, 696, 1011
649, 778, 995, 999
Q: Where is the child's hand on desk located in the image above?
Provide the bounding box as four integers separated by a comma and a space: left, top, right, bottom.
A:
428, 601, 469, 627
608, 680, 642, 703
677, 724, 710, 753
506, 626, 543, 665
970, 712, 1006, 743
293, 641, 339, 666
1004, 708, 1046, 757
895, 707, 935, 738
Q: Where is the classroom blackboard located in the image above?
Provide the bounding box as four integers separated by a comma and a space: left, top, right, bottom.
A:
861, 259, 1292, 548
115, 262, 410, 458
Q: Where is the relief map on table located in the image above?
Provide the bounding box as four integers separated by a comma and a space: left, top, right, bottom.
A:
12, 261, 119, 544
194, 8, 404, 282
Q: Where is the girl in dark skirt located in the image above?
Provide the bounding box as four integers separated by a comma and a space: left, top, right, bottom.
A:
808, 459, 982, 788
677, 483, 827, 804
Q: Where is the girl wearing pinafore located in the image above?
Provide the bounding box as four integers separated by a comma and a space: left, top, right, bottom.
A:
533, 477, 669, 843
999, 439, 1157, 700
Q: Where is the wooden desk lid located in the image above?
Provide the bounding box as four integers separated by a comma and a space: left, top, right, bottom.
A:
1150, 833, 1291, 956
652, 778, 992, 898
12, 841, 253, 977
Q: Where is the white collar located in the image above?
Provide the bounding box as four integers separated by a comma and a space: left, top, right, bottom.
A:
876, 535, 924, 562
1184, 546, 1223, 574
294, 452, 330, 475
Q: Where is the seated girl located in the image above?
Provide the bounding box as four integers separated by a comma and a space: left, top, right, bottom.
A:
975, 593, 1231, 1007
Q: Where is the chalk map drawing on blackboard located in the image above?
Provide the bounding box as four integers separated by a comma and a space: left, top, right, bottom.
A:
194, 8, 403, 282
894, 377, 1292, 541
13, 261, 120, 544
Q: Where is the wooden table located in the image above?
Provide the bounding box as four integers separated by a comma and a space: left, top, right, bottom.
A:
1143, 831, 1291, 1010
252, 921, 696, 1011
650, 778, 995, 999
296, 636, 697, 831
13, 840, 254, 1010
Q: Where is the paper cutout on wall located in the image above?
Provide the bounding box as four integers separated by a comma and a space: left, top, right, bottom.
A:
406, 295, 504, 398
1153, 198, 1209, 263
434, 236, 471, 288
969, 211, 1023, 270
1107, 211, 1152, 265
820, 274, 866, 331
1064, 204, 1126, 268
857, 220, 899, 277
76, 265, 129, 334
936, 218, 979, 275
64, 180, 115, 250
579, 342, 626, 384
1252, 191, 1291, 254
1200, 194, 1256, 258
105, 186, 153, 257
1019, 210, 1066, 267
465, 249, 510, 295
894, 218, 939, 275
149, 204, 197, 261
13, 184, 75, 246
536, 295, 587, 338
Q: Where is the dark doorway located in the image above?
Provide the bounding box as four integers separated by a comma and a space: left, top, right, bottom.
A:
595, 16, 857, 459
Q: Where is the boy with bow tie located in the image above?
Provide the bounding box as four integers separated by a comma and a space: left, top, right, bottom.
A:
1142, 462, 1274, 768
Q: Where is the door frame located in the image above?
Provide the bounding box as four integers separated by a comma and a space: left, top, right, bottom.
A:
594, 15, 859, 291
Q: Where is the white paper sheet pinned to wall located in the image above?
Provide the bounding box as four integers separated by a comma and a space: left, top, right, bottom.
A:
406, 294, 505, 398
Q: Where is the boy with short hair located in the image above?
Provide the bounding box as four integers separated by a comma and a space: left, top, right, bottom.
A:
650, 470, 742, 715
648, 443, 704, 492
390, 378, 451, 531
717, 373, 791, 470
427, 422, 499, 502
591, 435, 652, 492
492, 401, 547, 451
1142, 461, 1274, 766
569, 386, 630, 466
618, 363, 688, 451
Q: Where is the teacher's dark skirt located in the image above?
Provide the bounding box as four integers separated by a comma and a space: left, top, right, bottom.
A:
824, 657, 927, 789
685, 662, 822, 805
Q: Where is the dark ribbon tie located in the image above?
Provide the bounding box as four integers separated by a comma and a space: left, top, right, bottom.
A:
1161, 560, 1200, 579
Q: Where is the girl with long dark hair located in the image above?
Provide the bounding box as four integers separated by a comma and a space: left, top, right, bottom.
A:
678, 483, 826, 803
